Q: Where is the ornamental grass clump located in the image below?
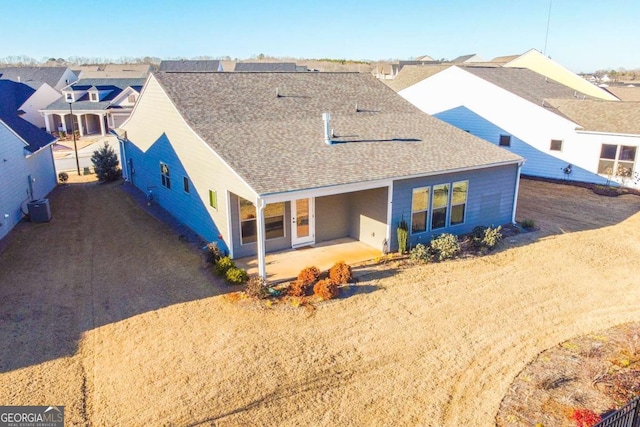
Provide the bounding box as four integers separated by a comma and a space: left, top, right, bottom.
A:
471, 225, 503, 251
328, 261, 352, 284
313, 278, 339, 300
205, 241, 223, 264
245, 276, 270, 299
430, 233, 461, 261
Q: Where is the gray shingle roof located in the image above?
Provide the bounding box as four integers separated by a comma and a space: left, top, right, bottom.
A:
463, 67, 593, 107
544, 99, 640, 134
152, 72, 522, 195
0, 66, 70, 89
233, 62, 298, 72
159, 60, 221, 72
42, 78, 145, 112
385, 64, 452, 92
0, 80, 55, 152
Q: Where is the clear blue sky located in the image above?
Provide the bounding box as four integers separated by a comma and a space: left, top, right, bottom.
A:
1, 0, 638, 73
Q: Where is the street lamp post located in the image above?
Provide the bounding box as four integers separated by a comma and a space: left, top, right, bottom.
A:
67, 101, 81, 176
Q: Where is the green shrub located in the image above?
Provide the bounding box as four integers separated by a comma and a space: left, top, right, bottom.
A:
91, 142, 122, 182
397, 218, 409, 254
471, 226, 488, 248
214, 256, 235, 276
481, 226, 502, 250
430, 233, 461, 261
225, 267, 248, 285
521, 219, 535, 229
409, 243, 433, 262
245, 276, 270, 299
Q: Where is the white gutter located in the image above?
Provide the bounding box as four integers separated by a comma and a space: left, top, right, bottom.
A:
511, 162, 523, 224
255, 197, 267, 279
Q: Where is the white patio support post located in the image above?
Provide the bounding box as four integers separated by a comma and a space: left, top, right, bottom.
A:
99, 113, 106, 136
77, 114, 85, 137
256, 198, 267, 279
511, 162, 523, 224
61, 113, 68, 133
385, 183, 394, 254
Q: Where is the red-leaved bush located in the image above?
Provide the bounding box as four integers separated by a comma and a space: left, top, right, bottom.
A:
570, 408, 602, 427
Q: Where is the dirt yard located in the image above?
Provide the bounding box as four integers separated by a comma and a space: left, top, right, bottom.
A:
0, 178, 639, 426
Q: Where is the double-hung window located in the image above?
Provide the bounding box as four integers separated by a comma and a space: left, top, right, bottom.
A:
411, 187, 430, 233
160, 162, 171, 189
450, 181, 468, 226
431, 184, 450, 229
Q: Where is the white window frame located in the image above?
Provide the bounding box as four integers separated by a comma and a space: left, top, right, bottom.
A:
239, 197, 285, 245
450, 181, 468, 226
160, 162, 171, 189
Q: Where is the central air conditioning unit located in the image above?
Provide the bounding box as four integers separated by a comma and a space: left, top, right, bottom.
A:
27, 199, 52, 222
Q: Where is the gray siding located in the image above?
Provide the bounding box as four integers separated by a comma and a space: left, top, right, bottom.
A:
316, 194, 350, 242
349, 187, 388, 250
391, 164, 518, 251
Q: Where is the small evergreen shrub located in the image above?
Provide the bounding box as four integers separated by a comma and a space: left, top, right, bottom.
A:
313, 279, 339, 300
430, 233, 461, 261
245, 276, 270, 299
409, 243, 433, 262
328, 261, 352, 284
297, 266, 321, 286
91, 142, 122, 182
58, 172, 69, 183
205, 242, 223, 264
214, 256, 235, 277
471, 226, 488, 248
397, 218, 409, 254
521, 219, 535, 229
225, 267, 248, 285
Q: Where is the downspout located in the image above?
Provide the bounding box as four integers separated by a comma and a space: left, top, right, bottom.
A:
511, 162, 523, 224
256, 197, 267, 279
385, 182, 393, 254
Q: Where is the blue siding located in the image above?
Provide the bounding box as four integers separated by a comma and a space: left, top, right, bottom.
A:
122, 133, 228, 253
435, 106, 609, 185
390, 164, 518, 251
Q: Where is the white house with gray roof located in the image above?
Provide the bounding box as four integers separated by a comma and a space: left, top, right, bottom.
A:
119, 71, 522, 278
0, 80, 57, 240
40, 78, 145, 138
399, 66, 640, 189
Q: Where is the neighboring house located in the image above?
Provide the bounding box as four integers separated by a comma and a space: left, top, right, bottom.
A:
0, 81, 57, 240
119, 72, 523, 277
451, 54, 484, 63
605, 85, 640, 102
40, 78, 145, 137
0, 66, 77, 91
493, 49, 618, 100
0, 66, 78, 129
398, 66, 640, 188
233, 62, 300, 72
159, 60, 223, 72
76, 64, 151, 79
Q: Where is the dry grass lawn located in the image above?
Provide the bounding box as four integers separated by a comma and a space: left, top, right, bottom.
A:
0, 178, 639, 426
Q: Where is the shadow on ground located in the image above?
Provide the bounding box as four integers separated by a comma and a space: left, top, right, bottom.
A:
0, 180, 224, 372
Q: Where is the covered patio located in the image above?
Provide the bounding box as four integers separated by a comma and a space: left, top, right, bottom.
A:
235, 237, 383, 282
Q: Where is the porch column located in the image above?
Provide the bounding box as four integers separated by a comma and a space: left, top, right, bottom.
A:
256, 198, 267, 279
99, 113, 106, 136
385, 183, 393, 254
44, 113, 52, 132
511, 162, 523, 224
60, 114, 68, 133
77, 114, 84, 137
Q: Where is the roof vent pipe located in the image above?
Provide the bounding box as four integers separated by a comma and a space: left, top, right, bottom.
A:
322, 113, 332, 145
